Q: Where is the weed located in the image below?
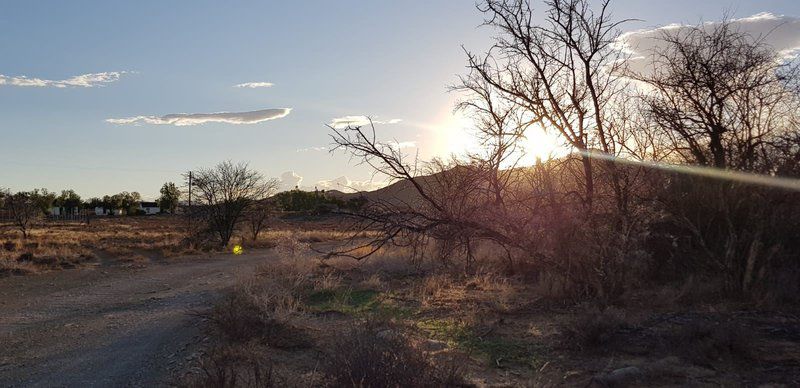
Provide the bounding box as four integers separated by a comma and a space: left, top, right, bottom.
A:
417, 318, 542, 368
323, 322, 466, 387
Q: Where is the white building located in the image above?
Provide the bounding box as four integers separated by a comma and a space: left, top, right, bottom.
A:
94, 207, 122, 216
139, 202, 160, 215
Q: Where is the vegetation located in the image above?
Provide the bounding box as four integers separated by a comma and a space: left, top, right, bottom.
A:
158, 182, 181, 214
272, 189, 366, 213
327, 0, 800, 304
4, 1, 800, 387
187, 161, 280, 247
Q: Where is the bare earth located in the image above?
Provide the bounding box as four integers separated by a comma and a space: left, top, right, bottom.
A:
0, 252, 270, 387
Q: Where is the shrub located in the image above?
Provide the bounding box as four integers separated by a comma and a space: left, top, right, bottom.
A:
3, 240, 18, 252
208, 288, 310, 349
181, 344, 282, 388
323, 323, 465, 387
672, 321, 754, 366
561, 308, 629, 350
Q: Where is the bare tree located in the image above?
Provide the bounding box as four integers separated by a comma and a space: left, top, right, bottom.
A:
245, 179, 280, 241
188, 161, 274, 247
461, 0, 631, 210
328, 120, 564, 275
630, 19, 800, 295
635, 19, 800, 172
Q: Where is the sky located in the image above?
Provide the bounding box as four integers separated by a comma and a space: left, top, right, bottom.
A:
2, 1, 800, 199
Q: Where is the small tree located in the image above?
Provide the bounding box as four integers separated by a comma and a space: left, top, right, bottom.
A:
158, 182, 181, 214
244, 179, 279, 242
3, 189, 48, 238
189, 161, 274, 247
121, 192, 142, 215
55, 189, 82, 215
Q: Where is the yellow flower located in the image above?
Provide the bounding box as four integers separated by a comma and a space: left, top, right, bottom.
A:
232, 245, 243, 255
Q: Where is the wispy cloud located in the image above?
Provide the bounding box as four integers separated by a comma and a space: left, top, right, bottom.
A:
296, 146, 328, 152
387, 140, 416, 151
0, 71, 128, 88
617, 13, 800, 74
233, 82, 274, 88
106, 108, 291, 126
328, 115, 402, 129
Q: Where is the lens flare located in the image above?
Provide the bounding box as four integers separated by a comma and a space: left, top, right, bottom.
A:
581, 150, 800, 192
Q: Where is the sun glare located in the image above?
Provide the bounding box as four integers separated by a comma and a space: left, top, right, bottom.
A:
520, 128, 566, 165
431, 111, 566, 165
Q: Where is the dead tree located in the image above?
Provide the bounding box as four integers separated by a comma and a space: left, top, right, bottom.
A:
188, 161, 274, 247
327, 120, 564, 275
632, 19, 800, 295
635, 18, 800, 172
245, 179, 280, 242
461, 0, 632, 211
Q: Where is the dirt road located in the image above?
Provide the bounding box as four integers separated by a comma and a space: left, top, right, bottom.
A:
0, 252, 271, 387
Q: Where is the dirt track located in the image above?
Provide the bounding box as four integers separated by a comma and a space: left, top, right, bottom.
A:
0, 252, 270, 387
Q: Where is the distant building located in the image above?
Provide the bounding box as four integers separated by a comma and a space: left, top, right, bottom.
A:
50, 207, 79, 216
139, 202, 160, 215
94, 207, 123, 216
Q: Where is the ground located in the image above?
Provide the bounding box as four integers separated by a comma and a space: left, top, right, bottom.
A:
1, 217, 799, 387
0, 249, 272, 387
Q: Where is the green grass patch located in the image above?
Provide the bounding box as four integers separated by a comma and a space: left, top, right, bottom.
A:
417, 318, 544, 369
305, 288, 414, 318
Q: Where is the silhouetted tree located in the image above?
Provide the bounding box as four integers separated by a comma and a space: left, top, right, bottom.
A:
158, 182, 181, 214
635, 18, 800, 172
460, 0, 632, 210
189, 161, 275, 246
244, 179, 280, 241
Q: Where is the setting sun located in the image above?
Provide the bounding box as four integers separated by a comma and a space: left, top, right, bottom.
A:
520, 127, 567, 164
431, 110, 565, 165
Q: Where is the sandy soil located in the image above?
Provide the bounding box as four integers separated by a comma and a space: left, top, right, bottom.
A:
0, 251, 271, 387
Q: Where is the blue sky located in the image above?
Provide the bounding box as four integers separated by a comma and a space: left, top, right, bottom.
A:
2, 0, 799, 199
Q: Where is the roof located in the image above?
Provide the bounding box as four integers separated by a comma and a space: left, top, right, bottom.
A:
140, 202, 159, 208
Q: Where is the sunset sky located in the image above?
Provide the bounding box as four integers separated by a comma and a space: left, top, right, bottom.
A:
2, 0, 800, 199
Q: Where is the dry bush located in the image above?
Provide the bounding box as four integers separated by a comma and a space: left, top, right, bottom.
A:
313, 270, 342, 291
322, 322, 465, 388
0, 257, 39, 276
418, 273, 452, 307
671, 321, 755, 367
656, 177, 800, 299
272, 233, 312, 259
561, 308, 631, 351
180, 344, 284, 388
3, 240, 19, 252
209, 286, 310, 349
360, 273, 384, 290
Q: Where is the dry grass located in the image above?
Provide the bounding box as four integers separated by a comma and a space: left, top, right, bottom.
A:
0, 216, 192, 275
322, 322, 465, 388
185, 236, 800, 387
208, 286, 310, 349
0, 215, 363, 276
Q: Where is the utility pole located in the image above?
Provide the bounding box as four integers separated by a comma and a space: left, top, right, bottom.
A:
188, 171, 193, 209
187, 171, 193, 233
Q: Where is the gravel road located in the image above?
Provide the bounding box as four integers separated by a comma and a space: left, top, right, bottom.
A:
0, 252, 270, 387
